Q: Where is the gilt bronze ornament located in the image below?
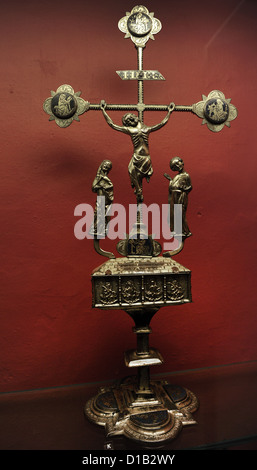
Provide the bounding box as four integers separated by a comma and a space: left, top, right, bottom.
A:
43, 84, 89, 128
89, 160, 115, 260
43, 5, 238, 444
100, 100, 175, 203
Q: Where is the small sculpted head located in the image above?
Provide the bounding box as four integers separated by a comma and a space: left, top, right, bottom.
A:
122, 113, 139, 127
170, 156, 184, 172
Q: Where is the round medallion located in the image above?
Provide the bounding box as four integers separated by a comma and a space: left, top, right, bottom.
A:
204, 97, 229, 124
127, 12, 152, 37
130, 410, 169, 428
95, 391, 119, 413
51, 92, 77, 119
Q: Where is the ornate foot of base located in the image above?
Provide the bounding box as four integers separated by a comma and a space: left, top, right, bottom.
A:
84, 376, 199, 443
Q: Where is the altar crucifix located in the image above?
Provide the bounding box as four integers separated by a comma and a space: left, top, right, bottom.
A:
43, 5, 237, 202
43, 5, 238, 444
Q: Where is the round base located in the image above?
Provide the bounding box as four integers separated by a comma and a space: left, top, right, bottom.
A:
84, 376, 199, 443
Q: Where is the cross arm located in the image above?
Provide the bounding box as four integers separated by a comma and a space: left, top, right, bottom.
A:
43, 85, 237, 133
87, 103, 192, 113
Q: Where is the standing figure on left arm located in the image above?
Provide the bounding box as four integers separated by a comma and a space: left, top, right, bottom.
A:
89, 159, 115, 259
90, 159, 114, 239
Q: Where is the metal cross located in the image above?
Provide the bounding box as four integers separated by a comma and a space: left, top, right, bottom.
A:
43, 5, 237, 137
42, 8, 239, 442
43, 4, 238, 258
43, 4, 237, 256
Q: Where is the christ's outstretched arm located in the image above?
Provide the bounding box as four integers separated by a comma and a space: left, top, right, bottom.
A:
100, 100, 128, 133
148, 102, 175, 132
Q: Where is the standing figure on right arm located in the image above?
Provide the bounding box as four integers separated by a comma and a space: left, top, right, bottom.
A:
164, 156, 192, 239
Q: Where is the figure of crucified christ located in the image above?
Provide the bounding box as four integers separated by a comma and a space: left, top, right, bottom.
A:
100, 100, 175, 202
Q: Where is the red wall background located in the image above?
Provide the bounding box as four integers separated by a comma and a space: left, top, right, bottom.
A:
0, 0, 257, 393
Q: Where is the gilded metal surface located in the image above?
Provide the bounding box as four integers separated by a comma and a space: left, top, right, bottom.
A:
89, 160, 115, 259
92, 256, 191, 309
192, 90, 238, 132
166, 156, 192, 239
116, 70, 165, 81
92, 255, 190, 276
124, 348, 163, 368
100, 100, 175, 202
42, 4, 238, 443
118, 6, 162, 48
116, 232, 162, 257
84, 377, 199, 443
43, 84, 89, 127
89, 160, 113, 239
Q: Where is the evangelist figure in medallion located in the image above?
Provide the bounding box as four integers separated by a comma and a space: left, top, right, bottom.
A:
53, 93, 74, 117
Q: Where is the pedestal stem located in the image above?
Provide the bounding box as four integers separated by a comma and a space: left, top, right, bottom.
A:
136, 331, 150, 355
137, 365, 151, 393
135, 328, 152, 394
125, 308, 160, 396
